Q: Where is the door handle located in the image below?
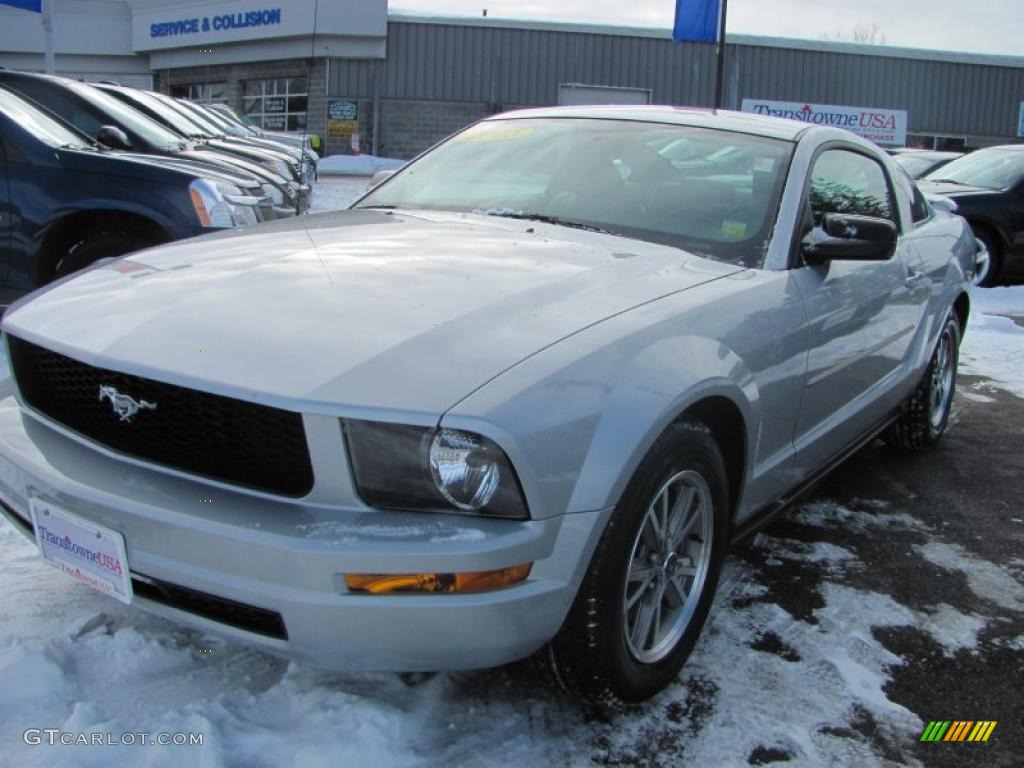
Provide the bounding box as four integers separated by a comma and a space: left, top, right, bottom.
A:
905, 270, 925, 288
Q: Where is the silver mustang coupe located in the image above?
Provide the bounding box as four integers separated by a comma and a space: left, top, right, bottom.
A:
0, 107, 974, 702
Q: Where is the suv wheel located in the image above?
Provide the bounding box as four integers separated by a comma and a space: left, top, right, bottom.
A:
56, 231, 153, 279
972, 229, 1000, 287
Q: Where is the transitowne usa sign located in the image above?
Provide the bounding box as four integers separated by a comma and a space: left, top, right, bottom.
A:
741, 98, 908, 147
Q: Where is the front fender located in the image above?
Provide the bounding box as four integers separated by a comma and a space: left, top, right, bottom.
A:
442, 292, 773, 521
566, 336, 758, 516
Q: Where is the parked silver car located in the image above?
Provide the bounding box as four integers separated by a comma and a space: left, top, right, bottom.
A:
0, 107, 973, 702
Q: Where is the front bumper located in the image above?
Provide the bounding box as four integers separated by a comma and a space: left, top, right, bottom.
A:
0, 390, 606, 671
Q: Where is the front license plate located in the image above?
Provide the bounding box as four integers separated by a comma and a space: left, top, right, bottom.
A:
30, 498, 133, 605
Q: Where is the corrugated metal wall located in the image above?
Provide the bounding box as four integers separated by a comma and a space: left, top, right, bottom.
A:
329, 21, 1024, 140
736, 45, 1024, 138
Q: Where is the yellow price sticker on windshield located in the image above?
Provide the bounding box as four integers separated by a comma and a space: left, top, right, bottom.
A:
458, 124, 536, 143
722, 220, 748, 239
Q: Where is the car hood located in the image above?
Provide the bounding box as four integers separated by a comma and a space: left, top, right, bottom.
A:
918, 181, 999, 198
2, 210, 741, 418
58, 148, 262, 190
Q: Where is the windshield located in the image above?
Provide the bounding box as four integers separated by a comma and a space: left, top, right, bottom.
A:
107, 88, 204, 138
0, 87, 91, 149
157, 95, 224, 135
64, 81, 184, 150
894, 153, 944, 179
356, 119, 793, 267
925, 149, 1024, 190
187, 102, 234, 131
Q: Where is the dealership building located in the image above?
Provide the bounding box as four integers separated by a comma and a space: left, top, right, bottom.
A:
1, 0, 1023, 158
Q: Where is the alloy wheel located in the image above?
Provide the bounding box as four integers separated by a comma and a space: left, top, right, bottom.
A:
622, 469, 713, 664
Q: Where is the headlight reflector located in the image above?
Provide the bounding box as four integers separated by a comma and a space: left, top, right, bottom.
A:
189, 179, 261, 228
260, 182, 285, 206
344, 420, 528, 519
430, 428, 501, 511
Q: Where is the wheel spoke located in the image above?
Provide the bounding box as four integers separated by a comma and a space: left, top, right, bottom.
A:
626, 579, 651, 610
631, 594, 658, 649
651, 595, 663, 648
628, 560, 656, 583
666, 573, 689, 607
660, 493, 670, 545
641, 509, 662, 551
666, 487, 697, 548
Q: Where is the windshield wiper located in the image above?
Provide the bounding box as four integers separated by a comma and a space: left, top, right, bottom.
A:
926, 178, 966, 185
484, 211, 611, 234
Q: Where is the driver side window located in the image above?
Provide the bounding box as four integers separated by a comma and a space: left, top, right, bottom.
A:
809, 149, 894, 224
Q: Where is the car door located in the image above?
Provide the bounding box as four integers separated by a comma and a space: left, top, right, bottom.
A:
790, 145, 929, 473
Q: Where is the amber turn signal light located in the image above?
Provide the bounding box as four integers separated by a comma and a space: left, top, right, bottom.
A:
345, 563, 532, 595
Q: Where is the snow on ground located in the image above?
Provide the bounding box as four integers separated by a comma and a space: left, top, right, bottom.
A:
309, 176, 371, 214
960, 285, 1024, 398
0, 180, 1021, 766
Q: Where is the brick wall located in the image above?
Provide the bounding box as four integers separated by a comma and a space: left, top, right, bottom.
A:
378, 99, 491, 160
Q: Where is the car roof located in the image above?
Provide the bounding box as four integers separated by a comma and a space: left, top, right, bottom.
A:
487, 105, 810, 141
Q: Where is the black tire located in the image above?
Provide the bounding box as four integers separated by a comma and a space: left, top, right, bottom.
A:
885, 312, 961, 452
537, 419, 730, 703
55, 232, 153, 280
972, 228, 1001, 287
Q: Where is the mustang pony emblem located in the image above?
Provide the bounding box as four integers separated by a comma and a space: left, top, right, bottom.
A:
98, 385, 157, 423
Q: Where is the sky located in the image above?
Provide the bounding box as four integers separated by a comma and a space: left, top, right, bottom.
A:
392, 0, 1024, 57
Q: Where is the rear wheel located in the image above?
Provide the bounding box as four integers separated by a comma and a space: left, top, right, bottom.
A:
537, 419, 729, 703
971, 228, 1000, 287
885, 312, 961, 451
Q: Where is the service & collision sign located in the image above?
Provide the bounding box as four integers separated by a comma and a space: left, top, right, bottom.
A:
742, 98, 908, 147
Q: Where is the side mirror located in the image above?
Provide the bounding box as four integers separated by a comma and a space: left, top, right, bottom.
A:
96, 125, 131, 151
370, 169, 396, 188
801, 213, 897, 265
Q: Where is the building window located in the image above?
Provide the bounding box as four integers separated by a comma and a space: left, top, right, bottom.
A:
170, 82, 227, 104
243, 77, 308, 132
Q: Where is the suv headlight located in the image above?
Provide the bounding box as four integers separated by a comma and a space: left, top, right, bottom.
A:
344, 420, 529, 520
189, 179, 262, 228
261, 158, 292, 180
260, 182, 285, 206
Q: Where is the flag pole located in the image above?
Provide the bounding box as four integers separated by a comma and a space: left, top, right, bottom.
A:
712, 0, 728, 109
41, 0, 55, 73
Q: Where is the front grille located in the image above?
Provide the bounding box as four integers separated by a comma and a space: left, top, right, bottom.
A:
133, 574, 288, 639
7, 336, 315, 497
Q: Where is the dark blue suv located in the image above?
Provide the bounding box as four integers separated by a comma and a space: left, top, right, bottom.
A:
0, 86, 269, 305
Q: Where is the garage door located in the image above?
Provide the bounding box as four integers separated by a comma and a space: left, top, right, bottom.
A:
558, 84, 652, 106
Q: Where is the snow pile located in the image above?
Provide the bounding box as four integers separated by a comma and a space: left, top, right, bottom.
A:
318, 154, 406, 177
960, 285, 1024, 398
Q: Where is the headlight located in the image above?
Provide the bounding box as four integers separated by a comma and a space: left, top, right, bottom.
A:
189, 179, 261, 228
261, 182, 285, 206
344, 420, 529, 519
261, 158, 292, 180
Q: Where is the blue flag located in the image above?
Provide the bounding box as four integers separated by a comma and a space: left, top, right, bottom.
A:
0, 0, 43, 11
673, 0, 722, 43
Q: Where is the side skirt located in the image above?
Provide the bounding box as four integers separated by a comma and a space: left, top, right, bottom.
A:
729, 407, 901, 547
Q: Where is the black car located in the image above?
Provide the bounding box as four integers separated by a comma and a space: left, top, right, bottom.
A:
890, 149, 963, 180
0, 70, 302, 219
920, 145, 1024, 286
0, 86, 267, 304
